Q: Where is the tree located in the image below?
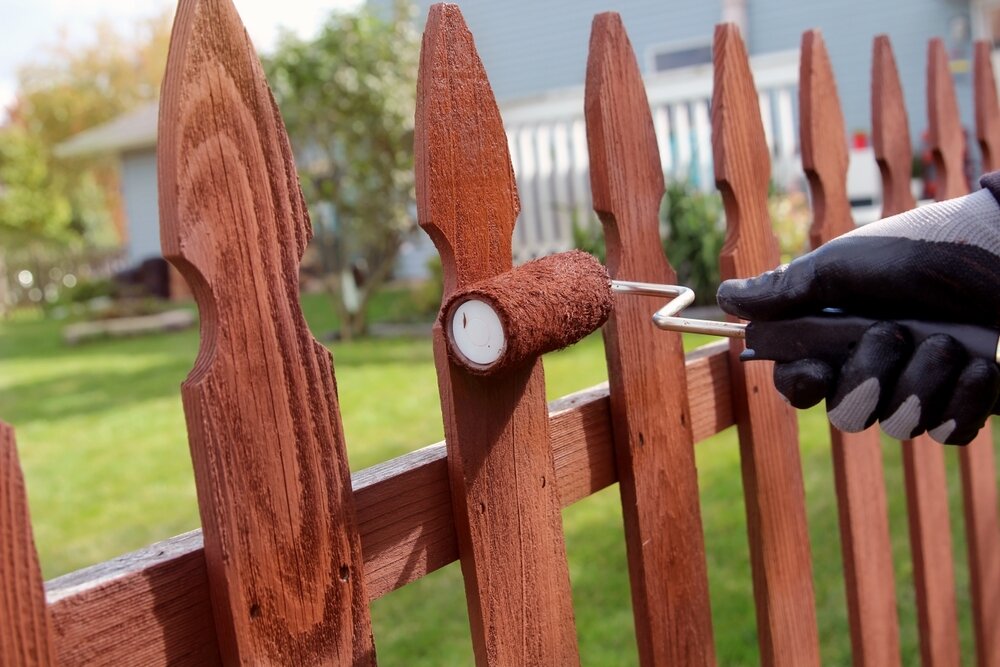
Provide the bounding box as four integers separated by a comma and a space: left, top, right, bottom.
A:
0, 126, 71, 246
265, 0, 419, 340
6, 10, 172, 247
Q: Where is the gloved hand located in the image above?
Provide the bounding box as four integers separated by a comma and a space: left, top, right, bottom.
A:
717, 177, 1000, 445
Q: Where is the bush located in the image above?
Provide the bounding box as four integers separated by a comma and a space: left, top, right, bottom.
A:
571, 181, 725, 307
660, 181, 725, 306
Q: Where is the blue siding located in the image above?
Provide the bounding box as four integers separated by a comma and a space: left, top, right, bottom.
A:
120, 148, 162, 264
750, 0, 974, 156
386, 0, 976, 150
391, 0, 722, 100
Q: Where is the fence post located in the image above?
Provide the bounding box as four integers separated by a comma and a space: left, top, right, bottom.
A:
584, 13, 715, 665
157, 0, 374, 662
974, 41, 1000, 172
414, 5, 579, 665
712, 23, 820, 666
0, 422, 56, 666
873, 35, 961, 667
930, 38, 1000, 667
799, 30, 901, 667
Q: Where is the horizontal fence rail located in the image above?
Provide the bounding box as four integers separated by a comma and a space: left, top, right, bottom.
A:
44, 344, 733, 666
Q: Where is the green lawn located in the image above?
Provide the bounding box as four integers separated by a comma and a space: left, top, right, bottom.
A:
1, 291, 997, 665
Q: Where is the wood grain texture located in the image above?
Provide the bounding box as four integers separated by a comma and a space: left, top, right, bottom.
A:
157, 0, 374, 663
45, 345, 733, 667
800, 30, 901, 667
414, 5, 578, 664
873, 36, 961, 666
584, 13, 714, 666
0, 422, 56, 666
712, 23, 820, 667
935, 49, 1000, 667
927, 38, 968, 201
974, 41, 1000, 173
871, 36, 918, 217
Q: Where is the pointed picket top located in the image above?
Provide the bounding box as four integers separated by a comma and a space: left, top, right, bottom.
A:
712, 24, 781, 277
158, 0, 374, 663
974, 41, 1000, 172
871, 36, 916, 216
585, 12, 667, 279
927, 38, 967, 200
415, 3, 519, 297
0, 422, 56, 667
800, 29, 853, 244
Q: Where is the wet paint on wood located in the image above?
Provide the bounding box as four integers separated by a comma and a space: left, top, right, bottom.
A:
414, 4, 579, 665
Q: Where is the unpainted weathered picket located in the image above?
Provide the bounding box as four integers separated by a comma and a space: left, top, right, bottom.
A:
1, 2, 998, 666
800, 30, 901, 667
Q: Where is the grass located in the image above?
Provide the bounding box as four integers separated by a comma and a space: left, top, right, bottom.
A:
1, 289, 997, 665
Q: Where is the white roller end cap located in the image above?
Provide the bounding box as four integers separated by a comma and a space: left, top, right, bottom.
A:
450, 299, 506, 368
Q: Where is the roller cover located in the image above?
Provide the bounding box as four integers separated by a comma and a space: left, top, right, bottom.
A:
442, 250, 612, 374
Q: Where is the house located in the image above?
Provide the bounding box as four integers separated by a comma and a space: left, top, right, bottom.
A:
388, 0, 987, 146
58, 0, 1000, 278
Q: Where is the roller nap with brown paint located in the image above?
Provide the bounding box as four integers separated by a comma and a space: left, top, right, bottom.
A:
442, 250, 612, 374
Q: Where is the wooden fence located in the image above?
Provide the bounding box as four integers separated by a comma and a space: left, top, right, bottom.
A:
2, 0, 999, 664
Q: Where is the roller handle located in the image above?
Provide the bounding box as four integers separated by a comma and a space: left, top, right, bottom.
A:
743, 315, 1000, 367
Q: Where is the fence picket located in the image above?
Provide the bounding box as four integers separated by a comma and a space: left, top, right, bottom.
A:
157, 0, 374, 662
872, 37, 917, 217
930, 38, 1000, 667
873, 35, 962, 667
584, 13, 715, 665
712, 23, 820, 666
975, 41, 1000, 172
799, 30, 901, 667
0, 422, 56, 666
414, 5, 579, 665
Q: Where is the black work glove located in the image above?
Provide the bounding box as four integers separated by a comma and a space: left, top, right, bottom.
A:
717, 180, 1000, 445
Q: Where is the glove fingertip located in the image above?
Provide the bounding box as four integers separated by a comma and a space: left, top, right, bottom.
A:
928, 419, 956, 445
827, 377, 881, 433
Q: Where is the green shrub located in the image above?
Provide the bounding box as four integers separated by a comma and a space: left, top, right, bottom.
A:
660, 181, 725, 306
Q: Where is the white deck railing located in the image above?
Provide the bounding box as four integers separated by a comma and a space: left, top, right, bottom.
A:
500, 49, 802, 262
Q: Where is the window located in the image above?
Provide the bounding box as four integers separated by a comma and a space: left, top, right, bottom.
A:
649, 41, 712, 73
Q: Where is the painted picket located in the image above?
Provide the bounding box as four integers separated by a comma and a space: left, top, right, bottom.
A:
0, 423, 56, 667
932, 38, 1000, 667
800, 29, 901, 667
415, 6, 579, 665
585, 13, 714, 665
157, 0, 374, 662
712, 23, 821, 666
874, 35, 962, 667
